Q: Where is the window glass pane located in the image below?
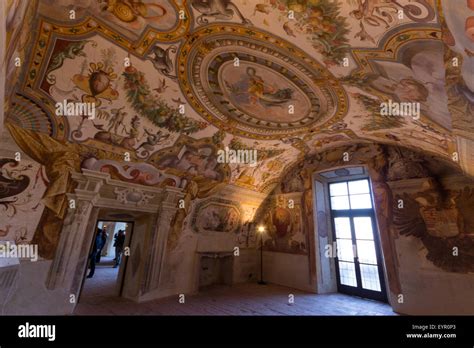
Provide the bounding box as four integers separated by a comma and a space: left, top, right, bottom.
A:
356, 240, 377, 264
348, 179, 370, 195
334, 217, 351, 239
349, 193, 372, 209
336, 239, 354, 262
329, 182, 348, 196
338, 261, 357, 287
331, 196, 350, 210
354, 217, 374, 240
360, 264, 381, 292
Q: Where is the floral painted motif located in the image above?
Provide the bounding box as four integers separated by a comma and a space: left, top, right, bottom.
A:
270, 0, 351, 65
122, 66, 208, 134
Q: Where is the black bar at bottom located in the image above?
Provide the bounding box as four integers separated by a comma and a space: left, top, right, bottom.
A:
0, 316, 472, 346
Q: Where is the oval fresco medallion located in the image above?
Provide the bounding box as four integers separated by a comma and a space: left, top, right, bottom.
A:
218, 61, 313, 124
179, 25, 348, 139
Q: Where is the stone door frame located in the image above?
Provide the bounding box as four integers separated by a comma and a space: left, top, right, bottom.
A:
45, 169, 184, 312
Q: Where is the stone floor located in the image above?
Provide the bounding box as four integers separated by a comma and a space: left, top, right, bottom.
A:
76, 262, 396, 316
81, 256, 119, 298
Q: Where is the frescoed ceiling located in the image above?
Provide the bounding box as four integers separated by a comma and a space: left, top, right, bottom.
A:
4, 0, 474, 193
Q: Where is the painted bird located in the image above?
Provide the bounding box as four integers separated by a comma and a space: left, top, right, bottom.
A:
172, 97, 186, 105
153, 78, 169, 94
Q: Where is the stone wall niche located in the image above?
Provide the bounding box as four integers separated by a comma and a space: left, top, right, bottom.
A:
198, 252, 233, 290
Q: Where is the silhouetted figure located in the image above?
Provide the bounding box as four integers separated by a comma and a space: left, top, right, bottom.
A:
113, 230, 126, 268
95, 227, 109, 263
87, 228, 104, 278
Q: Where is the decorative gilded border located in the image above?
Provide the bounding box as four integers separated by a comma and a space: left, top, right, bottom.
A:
350, 26, 443, 76
178, 24, 349, 140
19, 3, 192, 142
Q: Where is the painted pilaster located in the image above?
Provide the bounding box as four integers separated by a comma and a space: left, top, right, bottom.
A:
45, 173, 107, 290
45, 191, 99, 291
143, 190, 183, 293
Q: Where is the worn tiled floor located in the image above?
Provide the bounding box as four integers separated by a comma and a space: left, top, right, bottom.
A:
81, 257, 119, 299
76, 262, 396, 316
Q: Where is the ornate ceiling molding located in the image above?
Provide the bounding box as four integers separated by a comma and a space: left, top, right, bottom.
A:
17, 9, 191, 142
350, 25, 443, 77
178, 24, 348, 140
347, 25, 448, 132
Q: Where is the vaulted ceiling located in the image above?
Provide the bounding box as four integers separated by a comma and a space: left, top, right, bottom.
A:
4, 0, 474, 193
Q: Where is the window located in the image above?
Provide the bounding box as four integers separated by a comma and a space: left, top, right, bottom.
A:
329, 178, 387, 302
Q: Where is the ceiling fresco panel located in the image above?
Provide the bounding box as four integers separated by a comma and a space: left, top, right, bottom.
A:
38, 0, 181, 40
3, 0, 473, 193
179, 24, 348, 139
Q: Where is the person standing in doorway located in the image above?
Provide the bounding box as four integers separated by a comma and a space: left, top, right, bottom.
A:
113, 229, 126, 268
87, 228, 104, 278
96, 227, 108, 263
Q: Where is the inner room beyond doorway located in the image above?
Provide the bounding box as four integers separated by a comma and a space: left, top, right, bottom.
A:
80, 220, 131, 301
